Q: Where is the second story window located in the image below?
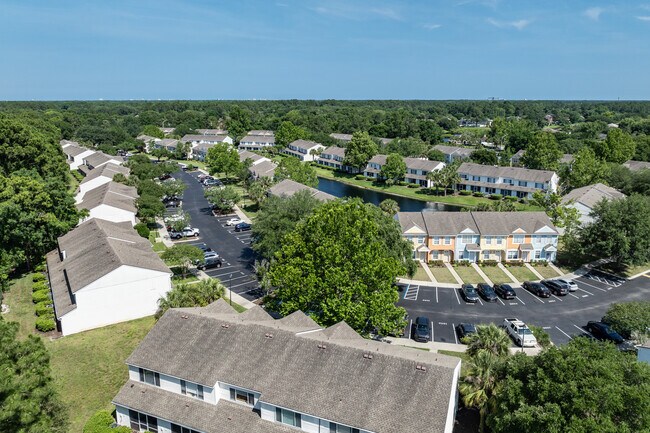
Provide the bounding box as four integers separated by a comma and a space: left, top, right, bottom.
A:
276, 408, 301, 427
433, 236, 440, 245
139, 368, 160, 387
417, 236, 425, 244
330, 423, 360, 433
171, 424, 200, 433
444, 236, 451, 245
180, 380, 204, 400
229, 388, 255, 406
513, 235, 524, 244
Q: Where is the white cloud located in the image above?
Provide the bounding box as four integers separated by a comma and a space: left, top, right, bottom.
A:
584, 7, 605, 21
637, 15, 650, 21
423, 23, 442, 30
370, 7, 402, 21
487, 18, 531, 30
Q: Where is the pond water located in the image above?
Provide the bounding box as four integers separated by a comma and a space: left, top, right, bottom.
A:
316, 177, 463, 212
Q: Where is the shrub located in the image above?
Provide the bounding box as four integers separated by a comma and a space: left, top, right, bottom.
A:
355, 174, 366, 180
32, 289, 50, 304
134, 223, 150, 239
459, 190, 472, 196
428, 260, 445, 267
186, 164, 196, 171
35, 302, 53, 317
480, 260, 499, 267
407, 183, 419, 188
35, 317, 56, 332
472, 191, 484, 197
397, 181, 409, 187
34, 263, 46, 272
32, 273, 46, 282
529, 325, 552, 348
507, 260, 524, 267
504, 196, 518, 202
83, 410, 131, 433
32, 281, 48, 292
519, 198, 528, 204
602, 301, 650, 339
489, 193, 503, 200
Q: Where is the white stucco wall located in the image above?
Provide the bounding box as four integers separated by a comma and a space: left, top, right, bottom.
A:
59, 265, 171, 336
77, 176, 112, 201
70, 150, 95, 170
80, 205, 136, 226
444, 361, 462, 433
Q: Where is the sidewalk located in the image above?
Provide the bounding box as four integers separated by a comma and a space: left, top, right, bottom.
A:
420, 261, 437, 283
471, 263, 493, 285
386, 336, 542, 356
155, 217, 174, 248
525, 262, 544, 280
497, 262, 521, 285
445, 263, 464, 285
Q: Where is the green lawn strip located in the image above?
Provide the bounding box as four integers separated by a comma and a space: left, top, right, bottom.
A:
506, 265, 538, 282
437, 349, 470, 362
407, 265, 432, 282
453, 265, 486, 284
228, 301, 247, 313
312, 166, 540, 210
428, 265, 458, 284
479, 265, 513, 284
153, 242, 167, 253
532, 265, 562, 279
46, 316, 157, 433
3, 273, 37, 339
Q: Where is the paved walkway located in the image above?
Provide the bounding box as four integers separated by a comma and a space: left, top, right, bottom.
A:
445, 263, 464, 285
386, 337, 542, 356
471, 263, 493, 285
548, 262, 564, 276
420, 261, 437, 283
525, 262, 544, 280
498, 262, 520, 284
155, 217, 174, 247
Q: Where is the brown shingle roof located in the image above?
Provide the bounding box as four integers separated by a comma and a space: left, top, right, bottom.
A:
268, 179, 335, 202
421, 212, 479, 235
458, 162, 556, 183
561, 183, 625, 209
76, 181, 138, 213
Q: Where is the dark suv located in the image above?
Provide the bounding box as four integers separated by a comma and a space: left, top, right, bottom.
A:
477, 283, 498, 302
523, 281, 551, 298
460, 284, 479, 303
541, 279, 568, 296
586, 321, 636, 352
493, 283, 516, 299
413, 317, 431, 342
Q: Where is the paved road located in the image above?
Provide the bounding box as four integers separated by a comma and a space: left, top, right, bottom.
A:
398, 272, 650, 346
169, 170, 261, 300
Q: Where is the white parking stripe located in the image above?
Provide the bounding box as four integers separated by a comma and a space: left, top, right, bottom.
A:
572, 324, 592, 336
497, 297, 505, 306
518, 288, 544, 304
435, 287, 439, 303
477, 297, 483, 306
555, 326, 572, 339
223, 275, 251, 282
576, 287, 594, 296
230, 280, 257, 289
515, 296, 525, 305
568, 293, 580, 299
453, 288, 461, 305
452, 324, 458, 344
550, 294, 563, 302
576, 280, 607, 293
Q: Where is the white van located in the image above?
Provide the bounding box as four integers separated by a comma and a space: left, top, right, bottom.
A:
503, 318, 537, 347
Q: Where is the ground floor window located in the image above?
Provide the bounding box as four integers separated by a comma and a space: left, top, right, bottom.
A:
230, 388, 255, 406
331, 423, 360, 433
534, 251, 541, 259
129, 410, 158, 433
483, 251, 490, 260
430, 251, 439, 260
171, 423, 200, 433
507, 250, 518, 260
276, 408, 301, 427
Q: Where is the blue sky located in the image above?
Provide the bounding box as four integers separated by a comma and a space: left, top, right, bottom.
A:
1, 0, 649, 100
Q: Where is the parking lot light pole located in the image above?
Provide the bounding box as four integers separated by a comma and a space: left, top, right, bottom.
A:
229, 273, 233, 306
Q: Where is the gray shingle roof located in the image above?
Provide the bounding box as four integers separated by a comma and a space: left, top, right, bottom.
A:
182, 134, 229, 143
404, 157, 444, 172
249, 160, 277, 178
196, 129, 228, 135
433, 145, 474, 158
240, 135, 275, 145
46, 219, 170, 319
63, 144, 92, 157
79, 163, 130, 186
561, 183, 625, 209
623, 160, 650, 172
247, 130, 274, 136
238, 150, 267, 164
320, 146, 346, 158
124, 307, 459, 433
458, 162, 556, 183
287, 139, 324, 152
329, 133, 353, 141
76, 181, 138, 213
268, 179, 335, 202
84, 152, 124, 169
469, 212, 557, 235
396, 212, 427, 233
421, 212, 479, 235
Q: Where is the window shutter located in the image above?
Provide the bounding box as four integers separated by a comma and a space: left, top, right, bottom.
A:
198, 385, 204, 400
181, 380, 187, 395
138, 368, 144, 382
275, 407, 282, 422
331, 423, 337, 432
248, 393, 254, 405
154, 372, 160, 387
295, 413, 302, 428
230, 388, 236, 401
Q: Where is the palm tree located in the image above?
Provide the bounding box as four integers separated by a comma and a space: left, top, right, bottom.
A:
426, 169, 443, 195
379, 199, 400, 216
441, 163, 461, 196
156, 279, 226, 319
459, 350, 501, 433
465, 323, 511, 358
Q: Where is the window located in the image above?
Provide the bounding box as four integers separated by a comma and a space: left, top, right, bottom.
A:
433, 236, 440, 245
430, 251, 439, 260
138, 368, 160, 387
507, 251, 518, 260
444, 236, 451, 245
504, 178, 513, 185
230, 388, 255, 406
534, 251, 541, 259
513, 235, 524, 244
171, 424, 200, 433
518, 180, 527, 187
483, 251, 490, 260
484, 236, 492, 245
461, 235, 473, 243
180, 380, 204, 400
275, 408, 301, 427
496, 236, 503, 245
472, 175, 480, 181
417, 237, 425, 244
330, 423, 360, 433
487, 177, 495, 183
129, 410, 158, 433
535, 182, 544, 189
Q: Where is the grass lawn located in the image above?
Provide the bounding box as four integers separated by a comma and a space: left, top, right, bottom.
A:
598, 261, 650, 278
506, 265, 538, 282
171, 273, 199, 285
153, 242, 167, 253
3, 273, 37, 339
229, 301, 247, 313
428, 265, 458, 284
532, 265, 562, 279
437, 349, 470, 362
313, 166, 541, 211
479, 265, 513, 284
47, 317, 156, 433
453, 265, 485, 284
408, 264, 432, 282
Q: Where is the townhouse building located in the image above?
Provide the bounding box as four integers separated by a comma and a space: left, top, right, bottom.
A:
403, 158, 445, 187
510, 151, 573, 167
181, 134, 233, 146
268, 179, 335, 202
329, 133, 392, 146
561, 183, 625, 225
238, 150, 278, 179
77, 181, 138, 226
62, 142, 96, 170
46, 219, 171, 336
282, 139, 326, 162
623, 160, 650, 172
239, 130, 275, 151
456, 162, 558, 198
195, 129, 228, 136
160, 127, 176, 136
363, 155, 388, 179
432, 145, 474, 163
76, 163, 131, 201
112, 300, 461, 433
83, 151, 125, 171
317, 146, 356, 172
397, 211, 559, 263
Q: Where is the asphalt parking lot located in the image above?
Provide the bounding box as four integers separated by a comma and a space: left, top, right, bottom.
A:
398, 272, 650, 346
168, 170, 260, 300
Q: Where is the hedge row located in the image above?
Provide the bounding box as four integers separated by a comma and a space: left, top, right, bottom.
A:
32, 273, 46, 282
32, 281, 48, 292
32, 289, 50, 304
84, 410, 131, 433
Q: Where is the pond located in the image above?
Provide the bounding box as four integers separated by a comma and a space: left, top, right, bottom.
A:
316, 177, 463, 212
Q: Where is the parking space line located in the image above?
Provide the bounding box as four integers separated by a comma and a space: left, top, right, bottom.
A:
409, 319, 412, 340
576, 280, 607, 293
452, 324, 458, 344
518, 288, 544, 304
453, 288, 460, 305
555, 326, 572, 339
435, 287, 439, 303
572, 324, 592, 336
515, 296, 525, 305
431, 326, 434, 342
550, 294, 563, 302
568, 293, 580, 299
576, 286, 594, 296
223, 275, 251, 282
230, 280, 257, 289
497, 297, 505, 306
477, 297, 483, 306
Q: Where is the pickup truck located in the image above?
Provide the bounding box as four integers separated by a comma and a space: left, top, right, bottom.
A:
503, 318, 537, 348
169, 227, 200, 239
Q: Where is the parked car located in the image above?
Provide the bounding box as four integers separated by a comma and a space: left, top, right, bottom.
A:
522, 281, 551, 298
477, 283, 498, 302
164, 199, 181, 208
541, 279, 569, 296
460, 284, 479, 303
493, 283, 516, 299
198, 174, 209, 181
226, 217, 245, 226
159, 173, 172, 181
456, 323, 477, 341
413, 317, 431, 343
234, 222, 252, 232
555, 278, 578, 292
586, 321, 636, 352
503, 318, 537, 347
169, 227, 200, 239
195, 243, 213, 253
198, 255, 223, 270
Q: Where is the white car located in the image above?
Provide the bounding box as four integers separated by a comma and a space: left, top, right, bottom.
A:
170, 227, 200, 239
226, 217, 244, 226
503, 318, 537, 348
555, 278, 578, 292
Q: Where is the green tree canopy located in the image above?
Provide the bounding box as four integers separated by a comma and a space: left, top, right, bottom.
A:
521, 132, 562, 171
470, 148, 498, 165
379, 198, 400, 216
267, 198, 415, 335
0, 318, 69, 433
602, 301, 650, 340
140, 124, 165, 139
380, 153, 406, 185
564, 146, 610, 189
593, 128, 636, 164
274, 156, 318, 187
384, 137, 428, 157
204, 185, 240, 213
275, 121, 309, 147
156, 279, 225, 319
206, 143, 241, 179
161, 244, 204, 278
343, 131, 378, 172
487, 338, 650, 433
464, 323, 511, 358
252, 190, 321, 260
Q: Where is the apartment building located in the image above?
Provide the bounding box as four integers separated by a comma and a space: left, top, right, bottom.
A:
238, 150, 278, 179
456, 162, 558, 198
432, 145, 474, 163
76, 181, 138, 226
403, 158, 445, 187
397, 211, 559, 263
239, 130, 275, 151
282, 139, 326, 162
62, 142, 96, 170
112, 300, 461, 433
561, 183, 625, 225
317, 146, 356, 172
76, 163, 131, 201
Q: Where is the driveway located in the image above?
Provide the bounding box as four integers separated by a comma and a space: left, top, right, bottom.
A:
398, 272, 650, 346
171, 170, 261, 300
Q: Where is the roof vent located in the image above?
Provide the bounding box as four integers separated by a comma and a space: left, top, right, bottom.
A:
180, 314, 188, 319
60, 250, 67, 261
221, 323, 230, 328
317, 344, 327, 350
362, 353, 374, 360
415, 364, 427, 372
265, 333, 274, 339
